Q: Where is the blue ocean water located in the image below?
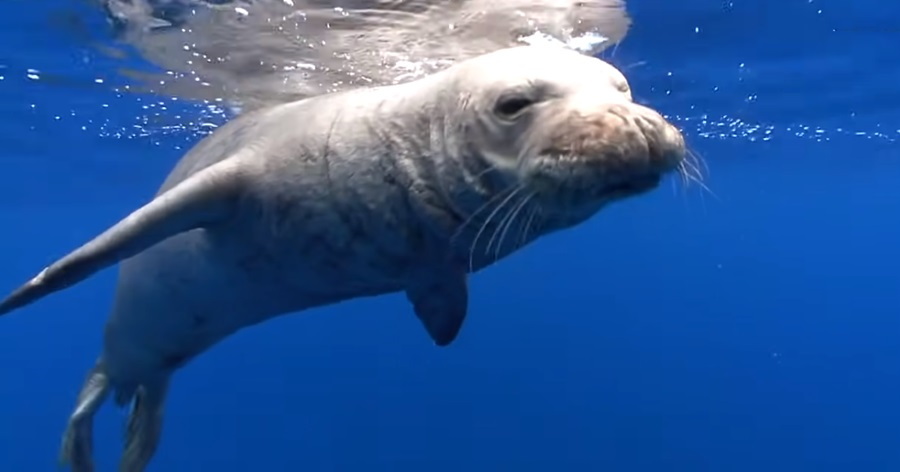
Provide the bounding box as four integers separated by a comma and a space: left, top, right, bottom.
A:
1, 0, 899, 471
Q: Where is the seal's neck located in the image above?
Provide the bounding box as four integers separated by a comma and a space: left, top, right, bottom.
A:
368, 78, 549, 272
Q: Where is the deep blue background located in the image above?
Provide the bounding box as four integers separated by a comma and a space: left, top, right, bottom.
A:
1, 0, 899, 470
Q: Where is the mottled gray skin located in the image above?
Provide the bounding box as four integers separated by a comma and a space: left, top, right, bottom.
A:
0, 45, 685, 472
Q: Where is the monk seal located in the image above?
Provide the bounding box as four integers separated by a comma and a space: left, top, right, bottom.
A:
0, 44, 689, 472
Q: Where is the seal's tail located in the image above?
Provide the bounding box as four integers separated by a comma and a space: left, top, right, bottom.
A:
59, 361, 111, 472
119, 379, 169, 472
58, 360, 170, 472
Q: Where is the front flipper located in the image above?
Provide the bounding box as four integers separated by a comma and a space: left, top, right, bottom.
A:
405, 265, 469, 347
0, 158, 249, 316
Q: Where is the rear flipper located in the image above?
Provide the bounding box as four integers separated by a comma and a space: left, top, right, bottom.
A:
120, 379, 170, 472
59, 362, 111, 472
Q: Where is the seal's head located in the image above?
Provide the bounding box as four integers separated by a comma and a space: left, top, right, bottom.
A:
441, 45, 688, 230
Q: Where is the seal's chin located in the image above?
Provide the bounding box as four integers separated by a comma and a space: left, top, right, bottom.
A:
596, 172, 662, 198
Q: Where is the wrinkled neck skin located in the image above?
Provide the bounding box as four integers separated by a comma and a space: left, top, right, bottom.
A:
371, 75, 586, 273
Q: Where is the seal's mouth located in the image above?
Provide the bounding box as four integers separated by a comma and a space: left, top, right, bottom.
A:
526, 150, 669, 203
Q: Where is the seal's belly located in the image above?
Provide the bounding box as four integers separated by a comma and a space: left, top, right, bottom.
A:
104, 221, 413, 374
102, 151, 430, 376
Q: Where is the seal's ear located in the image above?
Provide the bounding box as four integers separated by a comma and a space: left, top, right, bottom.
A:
405, 266, 469, 347
0, 157, 249, 317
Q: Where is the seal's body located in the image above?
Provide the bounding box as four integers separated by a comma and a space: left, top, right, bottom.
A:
0, 45, 690, 472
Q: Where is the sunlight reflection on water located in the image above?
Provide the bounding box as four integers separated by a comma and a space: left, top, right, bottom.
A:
4, 0, 897, 156
97, 0, 631, 111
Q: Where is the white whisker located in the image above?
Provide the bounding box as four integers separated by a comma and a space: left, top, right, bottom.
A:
451, 182, 513, 243
516, 198, 541, 249
468, 185, 525, 271
490, 192, 535, 261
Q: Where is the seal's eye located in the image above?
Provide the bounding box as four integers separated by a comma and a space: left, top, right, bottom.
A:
494, 94, 535, 120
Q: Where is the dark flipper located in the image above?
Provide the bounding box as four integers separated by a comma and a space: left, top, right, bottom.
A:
119, 379, 170, 472
59, 360, 111, 472
405, 264, 469, 347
